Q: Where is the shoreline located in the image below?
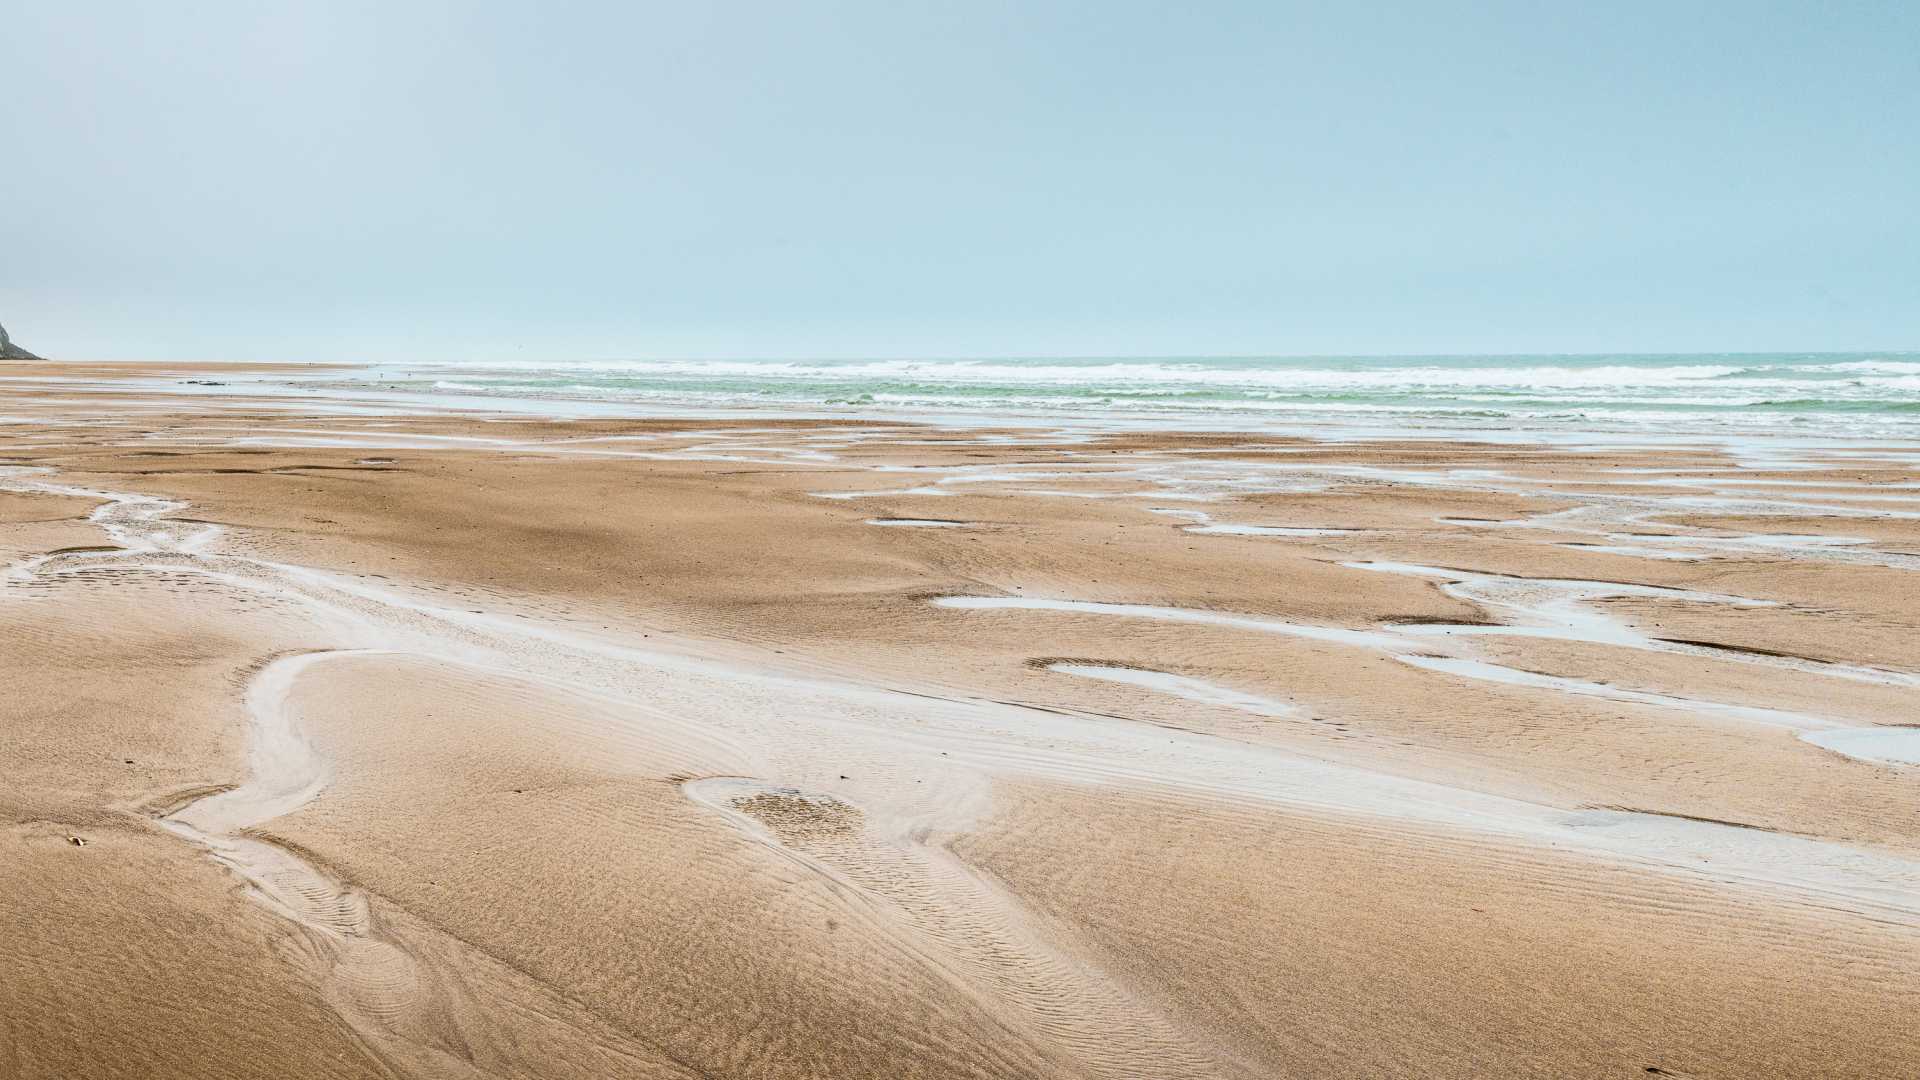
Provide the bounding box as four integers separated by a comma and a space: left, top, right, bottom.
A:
12, 357, 1920, 446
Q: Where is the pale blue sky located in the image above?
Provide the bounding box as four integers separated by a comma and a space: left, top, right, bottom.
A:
3, 2, 1915, 361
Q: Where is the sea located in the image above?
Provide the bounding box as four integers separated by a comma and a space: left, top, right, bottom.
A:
362, 352, 1920, 439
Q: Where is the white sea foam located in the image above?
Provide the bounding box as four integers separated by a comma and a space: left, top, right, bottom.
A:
332, 352, 1920, 439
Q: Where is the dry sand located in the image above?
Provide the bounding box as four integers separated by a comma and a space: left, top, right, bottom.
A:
3, 363, 1918, 1078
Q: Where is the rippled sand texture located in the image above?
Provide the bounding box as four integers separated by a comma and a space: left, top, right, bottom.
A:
3, 365, 1919, 1078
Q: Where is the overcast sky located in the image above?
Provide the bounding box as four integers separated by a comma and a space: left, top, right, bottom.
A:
3, 2, 1916, 362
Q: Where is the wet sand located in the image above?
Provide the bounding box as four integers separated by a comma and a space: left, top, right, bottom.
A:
3, 363, 1919, 1078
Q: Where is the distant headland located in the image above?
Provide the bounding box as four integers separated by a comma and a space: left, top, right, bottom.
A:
0, 321, 41, 360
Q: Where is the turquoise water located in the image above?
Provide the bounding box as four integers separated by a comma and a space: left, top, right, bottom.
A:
376, 352, 1920, 436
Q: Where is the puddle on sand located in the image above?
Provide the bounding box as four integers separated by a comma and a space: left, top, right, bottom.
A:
934, 595, 1407, 652
1149, 507, 1359, 537
1048, 663, 1296, 717
1190, 523, 1359, 537
1800, 727, 1920, 766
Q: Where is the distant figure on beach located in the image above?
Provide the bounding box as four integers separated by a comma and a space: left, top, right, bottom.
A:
0, 320, 41, 359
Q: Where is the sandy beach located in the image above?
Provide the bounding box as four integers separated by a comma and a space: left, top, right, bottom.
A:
4, 362, 1919, 1078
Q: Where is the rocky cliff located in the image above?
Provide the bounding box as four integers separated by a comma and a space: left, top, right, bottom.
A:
0, 321, 42, 360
